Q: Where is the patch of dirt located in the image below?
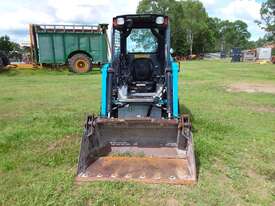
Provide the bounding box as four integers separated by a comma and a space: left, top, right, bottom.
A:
227, 83, 275, 94
253, 106, 275, 113
166, 198, 179, 206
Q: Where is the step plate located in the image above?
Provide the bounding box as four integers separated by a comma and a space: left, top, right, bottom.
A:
76, 156, 195, 184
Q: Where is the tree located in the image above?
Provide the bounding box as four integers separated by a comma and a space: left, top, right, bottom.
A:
231, 20, 251, 49
137, 0, 209, 55
203, 17, 222, 52
137, 0, 175, 15
180, 0, 208, 55
217, 20, 251, 52
0, 35, 20, 54
136, 0, 252, 55
254, 34, 274, 47
257, 0, 275, 35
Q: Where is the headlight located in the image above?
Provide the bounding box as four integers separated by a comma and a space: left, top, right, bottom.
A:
117, 17, 125, 25
156, 16, 164, 24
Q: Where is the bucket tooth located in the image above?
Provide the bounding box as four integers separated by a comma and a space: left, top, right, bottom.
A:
76, 115, 196, 185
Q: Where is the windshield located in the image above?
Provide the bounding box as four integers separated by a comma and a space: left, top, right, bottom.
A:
127, 28, 158, 53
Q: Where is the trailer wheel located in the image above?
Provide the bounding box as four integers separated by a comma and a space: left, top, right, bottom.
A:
68, 53, 92, 73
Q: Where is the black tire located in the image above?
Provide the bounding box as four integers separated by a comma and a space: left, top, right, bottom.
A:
68, 53, 92, 73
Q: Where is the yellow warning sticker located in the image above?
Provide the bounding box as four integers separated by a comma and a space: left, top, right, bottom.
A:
134, 54, 150, 59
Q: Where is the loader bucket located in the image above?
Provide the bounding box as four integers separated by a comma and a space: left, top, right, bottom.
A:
76, 115, 196, 185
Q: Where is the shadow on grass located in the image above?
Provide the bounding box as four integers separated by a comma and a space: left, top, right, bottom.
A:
0, 67, 102, 76
180, 104, 200, 180
0, 68, 9, 73
65, 68, 101, 75
180, 104, 197, 133
0, 68, 19, 76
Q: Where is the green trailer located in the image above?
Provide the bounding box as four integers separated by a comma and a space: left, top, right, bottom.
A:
30, 24, 109, 73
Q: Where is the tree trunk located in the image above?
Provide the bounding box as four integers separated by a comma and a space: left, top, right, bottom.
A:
190, 33, 193, 56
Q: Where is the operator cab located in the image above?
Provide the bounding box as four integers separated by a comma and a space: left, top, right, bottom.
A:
111, 14, 171, 118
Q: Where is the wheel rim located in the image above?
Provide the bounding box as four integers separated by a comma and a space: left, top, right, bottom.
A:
74, 59, 89, 73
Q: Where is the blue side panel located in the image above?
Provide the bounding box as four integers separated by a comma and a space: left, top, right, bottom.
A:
172, 61, 179, 118
101, 63, 110, 117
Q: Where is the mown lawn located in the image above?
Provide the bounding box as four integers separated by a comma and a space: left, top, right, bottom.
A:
0, 61, 274, 206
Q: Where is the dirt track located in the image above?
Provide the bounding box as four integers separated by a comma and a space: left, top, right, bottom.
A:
228, 83, 275, 94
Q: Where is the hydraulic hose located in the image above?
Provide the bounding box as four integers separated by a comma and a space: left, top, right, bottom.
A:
107, 68, 114, 118
166, 68, 172, 119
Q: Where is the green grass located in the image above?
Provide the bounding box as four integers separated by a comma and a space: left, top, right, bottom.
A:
0, 61, 274, 206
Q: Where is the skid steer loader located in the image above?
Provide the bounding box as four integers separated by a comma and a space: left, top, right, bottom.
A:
76, 14, 196, 184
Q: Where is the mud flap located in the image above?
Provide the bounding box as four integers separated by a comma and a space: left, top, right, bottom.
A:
76, 115, 196, 185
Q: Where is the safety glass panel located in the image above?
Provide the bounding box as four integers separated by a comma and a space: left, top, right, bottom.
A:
113, 29, 121, 58
127, 29, 158, 53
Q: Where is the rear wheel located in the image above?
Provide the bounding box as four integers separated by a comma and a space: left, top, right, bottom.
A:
68, 53, 92, 73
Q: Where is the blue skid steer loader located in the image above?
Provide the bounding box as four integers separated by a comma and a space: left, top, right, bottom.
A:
76, 14, 196, 184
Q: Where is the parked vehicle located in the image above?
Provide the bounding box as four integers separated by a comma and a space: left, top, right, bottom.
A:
29, 24, 109, 73
256, 47, 272, 61
242, 49, 256, 62
76, 14, 196, 185
231, 48, 242, 62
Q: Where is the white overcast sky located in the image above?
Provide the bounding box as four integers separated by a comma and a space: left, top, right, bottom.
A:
0, 0, 266, 43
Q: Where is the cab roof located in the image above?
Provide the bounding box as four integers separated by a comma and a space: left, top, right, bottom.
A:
113, 14, 169, 29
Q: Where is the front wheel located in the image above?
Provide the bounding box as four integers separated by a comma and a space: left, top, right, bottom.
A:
68, 53, 92, 73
